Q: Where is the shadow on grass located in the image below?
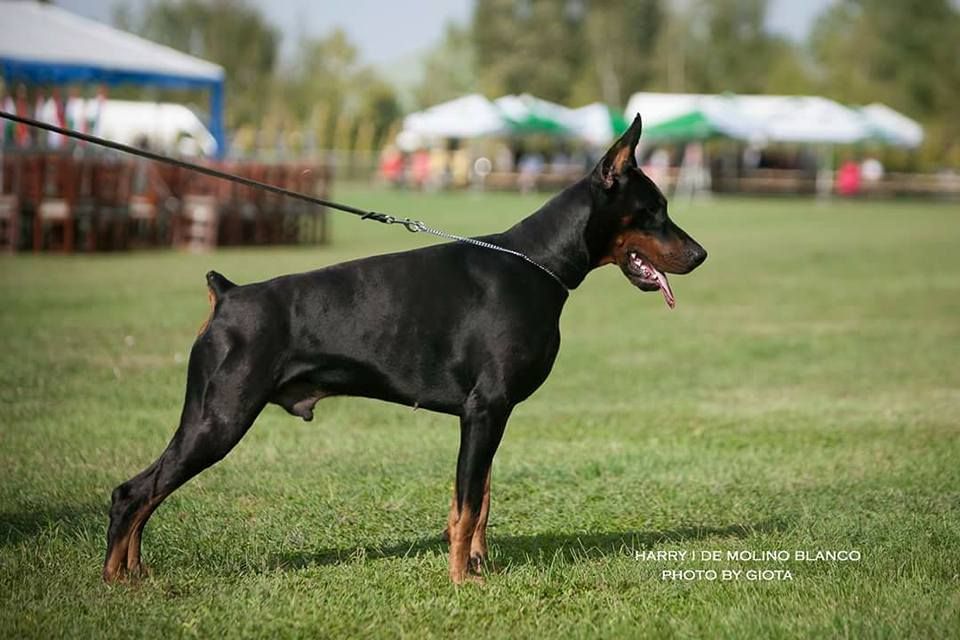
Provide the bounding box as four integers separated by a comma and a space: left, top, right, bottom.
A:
0, 501, 105, 548
271, 519, 791, 571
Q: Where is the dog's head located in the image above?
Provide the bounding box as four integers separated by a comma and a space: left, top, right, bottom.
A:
587, 114, 707, 308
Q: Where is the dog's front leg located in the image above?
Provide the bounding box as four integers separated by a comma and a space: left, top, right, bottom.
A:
447, 399, 510, 584
469, 469, 492, 573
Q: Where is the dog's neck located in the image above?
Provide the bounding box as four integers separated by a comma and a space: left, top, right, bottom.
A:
499, 177, 609, 290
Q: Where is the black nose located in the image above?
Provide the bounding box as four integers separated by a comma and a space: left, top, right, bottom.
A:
689, 244, 707, 269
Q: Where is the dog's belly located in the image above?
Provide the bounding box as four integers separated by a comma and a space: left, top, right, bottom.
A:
235, 246, 566, 419
271, 350, 468, 417
271, 318, 561, 420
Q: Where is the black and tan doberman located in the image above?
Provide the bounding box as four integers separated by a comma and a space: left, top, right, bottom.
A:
103, 115, 706, 584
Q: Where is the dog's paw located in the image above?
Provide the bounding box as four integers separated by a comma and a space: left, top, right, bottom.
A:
126, 562, 152, 581
450, 569, 485, 586
469, 551, 486, 575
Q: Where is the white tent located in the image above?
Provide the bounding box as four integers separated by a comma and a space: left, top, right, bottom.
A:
402, 93, 638, 146
567, 103, 629, 147
401, 94, 507, 141
94, 100, 217, 157
0, 1, 227, 154
624, 93, 918, 146
858, 103, 924, 147
0, 2, 223, 83
494, 94, 573, 134
734, 95, 873, 144
623, 93, 753, 142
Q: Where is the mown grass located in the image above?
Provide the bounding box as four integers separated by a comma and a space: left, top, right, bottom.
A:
1, 186, 959, 638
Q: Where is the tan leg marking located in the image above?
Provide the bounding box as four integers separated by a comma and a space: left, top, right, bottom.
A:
447, 494, 481, 584
125, 496, 163, 577
103, 536, 128, 583
469, 469, 491, 574
103, 496, 163, 583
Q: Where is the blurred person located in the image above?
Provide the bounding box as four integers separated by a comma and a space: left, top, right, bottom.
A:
379, 145, 405, 187
65, 86, 86, 134
675, 142, 710, 199
558, 150, 572, 171
38, 87, 67, 148
493, 143, 514, 173
861, 156, 884, 183
550, 146, 570, 175
32, 87, 47, 147
643, 147, 670, 190
428, 146, 449, 190
517, 151, 544, 194
742, 143, 761, 171
836, 159, 862, 196
86, 85, 107, 137
1, 85, 32, 147
33, 87, 45, 121
410, 148, 430, 189
451, 146, 471, 187
130, 135, 152, 197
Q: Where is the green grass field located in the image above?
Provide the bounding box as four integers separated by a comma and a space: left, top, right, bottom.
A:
1, 187, 959, 638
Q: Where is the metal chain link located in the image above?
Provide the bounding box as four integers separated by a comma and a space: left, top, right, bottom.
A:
378, 216, 569, 291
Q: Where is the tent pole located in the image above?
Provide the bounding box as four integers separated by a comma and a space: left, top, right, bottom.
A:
209, 80, 226, 159
815, 143, 834, 201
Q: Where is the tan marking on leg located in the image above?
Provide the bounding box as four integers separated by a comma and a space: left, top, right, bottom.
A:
126, 527, 143, 575
447, 495, 480, 585
469, 469, 492, 574
125, 496, 164, 577
103, 536, 129, 583
103, 496, 163, 583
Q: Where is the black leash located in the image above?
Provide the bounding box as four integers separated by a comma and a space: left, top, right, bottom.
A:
1, 110, 396, 224
0, 109, 568, 290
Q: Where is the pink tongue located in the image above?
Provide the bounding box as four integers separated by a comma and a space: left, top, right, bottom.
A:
652, 268, 676, 309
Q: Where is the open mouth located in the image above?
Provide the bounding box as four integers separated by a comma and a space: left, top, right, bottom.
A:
624, 251, 676, 309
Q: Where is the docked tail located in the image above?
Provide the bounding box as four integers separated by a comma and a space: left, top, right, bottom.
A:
199, 271, 236, 335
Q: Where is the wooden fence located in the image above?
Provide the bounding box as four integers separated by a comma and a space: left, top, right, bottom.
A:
0, 150, 332, 253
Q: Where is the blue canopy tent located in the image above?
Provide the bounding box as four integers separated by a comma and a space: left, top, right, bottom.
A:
0, 1, 226, 157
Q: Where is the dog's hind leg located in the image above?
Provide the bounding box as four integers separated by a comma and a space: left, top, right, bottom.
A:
103, 339, 270, 583
447, 390, 510, 584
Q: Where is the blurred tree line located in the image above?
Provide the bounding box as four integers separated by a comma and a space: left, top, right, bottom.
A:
117, 0, 960, 167
115, 0, 402, 156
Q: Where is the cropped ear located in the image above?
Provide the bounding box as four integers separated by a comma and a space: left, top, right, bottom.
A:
594, 113, 643, 190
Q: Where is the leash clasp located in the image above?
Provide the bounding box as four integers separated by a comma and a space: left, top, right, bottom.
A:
400, 218, 426, 233
360, 212, 423, 233
360, 211, 395, 225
